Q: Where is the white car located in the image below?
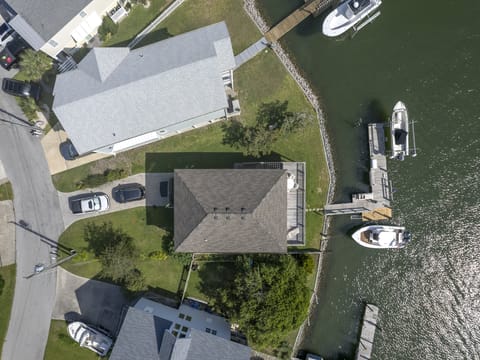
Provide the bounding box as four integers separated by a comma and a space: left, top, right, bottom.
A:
69, 193, 110, 214
67, 322, 112, 357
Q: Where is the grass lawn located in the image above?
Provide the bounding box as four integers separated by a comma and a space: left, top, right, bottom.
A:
59, 207, 184, 297
0, 265, 16, 356
0, 182, 13, 201
103, 0, 173, 47
44, 320, 99, 360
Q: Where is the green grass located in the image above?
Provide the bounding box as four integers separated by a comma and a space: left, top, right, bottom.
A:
0, 265, 16, 356
0, 182, 13, 201
44, 320, 99, 360
59, 207, 184, 296
103, 0, 172, 47
137, 0, 260, 54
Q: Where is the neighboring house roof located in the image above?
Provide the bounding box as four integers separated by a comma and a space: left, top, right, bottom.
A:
109, 307, 173, 360
7, 0, 91, 43
52, 21, 235, 154
170, 329, 251, 360
110, 305, 251, 360
174, 169, 288, 253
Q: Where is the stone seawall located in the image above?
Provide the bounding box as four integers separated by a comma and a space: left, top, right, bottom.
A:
243, 0, 337, 357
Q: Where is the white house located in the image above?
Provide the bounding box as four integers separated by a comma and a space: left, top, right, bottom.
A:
52, 22, 238, 155
0, 0, 128, 58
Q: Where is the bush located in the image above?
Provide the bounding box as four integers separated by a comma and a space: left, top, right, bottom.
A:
17, 97, 39, 121
19, 49, 53, 81
75, 168, 125, 189
98, 16, 119, 41
123, 268, 145, 292
148, 250, 168, 261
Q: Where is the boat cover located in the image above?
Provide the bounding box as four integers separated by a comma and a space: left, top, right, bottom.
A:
348, 0, 371, 14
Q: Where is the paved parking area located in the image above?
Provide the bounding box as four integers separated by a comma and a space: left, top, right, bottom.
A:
58, 172, 173, 228
52, 267, 129, 334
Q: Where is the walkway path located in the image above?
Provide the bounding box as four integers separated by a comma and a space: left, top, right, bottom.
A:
234, 37, 268, 68
128, 0, 186, 49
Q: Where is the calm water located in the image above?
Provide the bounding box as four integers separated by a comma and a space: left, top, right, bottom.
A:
257, 1, 480, 359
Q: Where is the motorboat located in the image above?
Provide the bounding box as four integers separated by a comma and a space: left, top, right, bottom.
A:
322, 0, 382, 37
67, 321, 113, 357
390, 101, 409, 161
351, 225, 411, 249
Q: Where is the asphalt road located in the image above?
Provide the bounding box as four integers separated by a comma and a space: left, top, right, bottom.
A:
0, 68, 64, 360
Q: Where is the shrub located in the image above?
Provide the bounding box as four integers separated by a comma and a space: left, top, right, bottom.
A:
75, 168, 125, 189
98, 16, 119, 41
18, 97, 39, 121
19, 49, 53, 81
148, 250, 168, 261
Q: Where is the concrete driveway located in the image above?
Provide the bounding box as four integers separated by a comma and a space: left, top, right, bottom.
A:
58, 172, 173, 228
53, 267, 129, 335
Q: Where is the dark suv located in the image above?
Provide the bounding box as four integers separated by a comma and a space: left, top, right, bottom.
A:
2, 78, 41, 101
112, 184, 146, 203
0, 37, 28, 70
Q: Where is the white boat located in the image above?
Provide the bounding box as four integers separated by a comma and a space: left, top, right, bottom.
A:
322, 0, 382, 37
67, 321, 113, 357
351, 225, 411, 249
390, 101, 409, 161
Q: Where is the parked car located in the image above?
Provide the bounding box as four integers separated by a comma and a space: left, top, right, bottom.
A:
69, 193, 109, 214
1, 78, 41, 101
67, 321, 112, 357
112, 183, 145, 203
0, 37, 28, 70
59, 139, 79, 160
0, 23, 14, 47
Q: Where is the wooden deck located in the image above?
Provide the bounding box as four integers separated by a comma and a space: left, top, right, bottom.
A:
264, 0, 333, 42
324, 123, 393, 220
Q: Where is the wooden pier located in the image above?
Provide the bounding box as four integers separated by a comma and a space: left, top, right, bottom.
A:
265, 0, 333, 42
324, 123, 393, 220
355, 304, 379, 360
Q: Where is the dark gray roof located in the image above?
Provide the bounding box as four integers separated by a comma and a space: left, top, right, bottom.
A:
174, 169, 288, 253
7, 0, 91, 41
170, 329, 251, 360
109, 307, 172, 360
52, 22, 235, 154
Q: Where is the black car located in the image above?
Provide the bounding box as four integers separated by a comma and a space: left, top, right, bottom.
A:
59, 139, 79, 160
2, 78, 41, 101
112, 183, 146, 203
0, 37, 28, 70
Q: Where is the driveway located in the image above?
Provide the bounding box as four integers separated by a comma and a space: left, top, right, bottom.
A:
0, 67, 64, 360
52, 267, 129, 335
58, 172, 173, 229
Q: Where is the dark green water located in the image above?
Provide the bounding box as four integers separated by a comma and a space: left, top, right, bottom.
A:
257, 1, 480, 359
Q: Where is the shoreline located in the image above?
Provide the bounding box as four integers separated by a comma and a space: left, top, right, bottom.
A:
242, 0, 337, 356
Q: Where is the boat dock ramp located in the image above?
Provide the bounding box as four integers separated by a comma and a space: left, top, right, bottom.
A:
355, 304, 380, 360
324, 123, 393, 221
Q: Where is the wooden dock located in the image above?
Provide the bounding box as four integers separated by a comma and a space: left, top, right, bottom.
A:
324, 123, 393, 220
355, 304, 379, 360
265, 0, 333, 42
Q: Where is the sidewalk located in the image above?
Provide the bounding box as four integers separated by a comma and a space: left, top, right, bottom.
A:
0, 200, 15, 266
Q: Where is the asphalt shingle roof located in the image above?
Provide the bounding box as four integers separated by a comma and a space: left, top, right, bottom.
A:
52, 22, 234, 154
174, 169, 288, 253
7, 0, 91, 41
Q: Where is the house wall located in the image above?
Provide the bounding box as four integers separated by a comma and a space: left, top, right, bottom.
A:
39, 0, 118, 58
94, 108, 228, 155
134, 298, 232, 341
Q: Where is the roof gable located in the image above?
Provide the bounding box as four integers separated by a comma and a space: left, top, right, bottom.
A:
174, 169, 288, 253
78, 47, 130, 82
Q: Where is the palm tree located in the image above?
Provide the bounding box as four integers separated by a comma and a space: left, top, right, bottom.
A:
19, 49, 53, 81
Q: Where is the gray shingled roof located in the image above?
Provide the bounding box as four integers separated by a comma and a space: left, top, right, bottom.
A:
52, 22, 235, 154
7, 0, 91, 42
109, 307, 172, 360
170, 329, 251, 360
174, 169, 288, 253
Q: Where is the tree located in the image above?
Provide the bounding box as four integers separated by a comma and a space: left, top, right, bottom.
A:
202, 255, 310, 347
222, 100, 312, 157
19, 49, 52, 81
84, 222, 144, 291
18, 97, 39, 121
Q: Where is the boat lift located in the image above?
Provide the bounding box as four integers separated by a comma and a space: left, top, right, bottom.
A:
409, 119, 418, 157
352, 10, 381, 34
